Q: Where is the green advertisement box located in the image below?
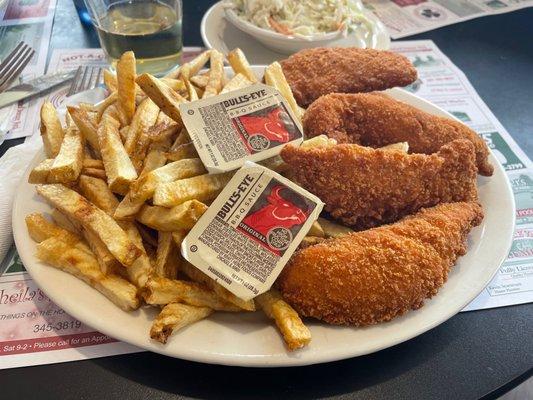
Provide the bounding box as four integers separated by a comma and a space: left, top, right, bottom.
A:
480, 131, 526, 171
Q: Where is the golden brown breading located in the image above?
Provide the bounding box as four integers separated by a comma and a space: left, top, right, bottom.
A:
303, 93, 493, 176
280, 47, 417, 107
277, 202, 484, 325
281, 140, 478, 230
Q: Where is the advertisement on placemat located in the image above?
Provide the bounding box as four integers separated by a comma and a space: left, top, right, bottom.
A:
364, 0, 533, 39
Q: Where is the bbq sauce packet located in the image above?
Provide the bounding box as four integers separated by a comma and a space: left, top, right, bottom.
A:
179, 83, 303, 173
181, 162, 323, 301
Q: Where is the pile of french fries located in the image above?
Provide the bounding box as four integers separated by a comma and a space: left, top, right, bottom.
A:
25, 48, 361, 351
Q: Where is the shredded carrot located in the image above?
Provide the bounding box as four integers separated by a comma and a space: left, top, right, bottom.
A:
268, 16, 293, 35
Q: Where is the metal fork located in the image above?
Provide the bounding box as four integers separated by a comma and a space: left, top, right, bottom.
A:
0, 42, 35, 92
67, 65, 104, 96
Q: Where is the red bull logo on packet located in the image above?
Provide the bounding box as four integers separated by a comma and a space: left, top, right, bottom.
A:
179, 83, 303, 173
181, 162, 323, 300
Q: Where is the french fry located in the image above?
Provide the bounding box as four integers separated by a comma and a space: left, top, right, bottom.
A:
124, 97, 160, 155
146, 121, 179, 144
129, 158, 206, 202
28, 159, 54, 184
171, 229, 188, 247
149, 111, 180, 145
255, 289, 311, 351
78, 175, 120, 214
102, 103, 125, 126
95, 91, 118, 122
137, 200, 208, 231
81, 168, 107, 180
156, 109, 177, 126
83, 229, 123, 275
25, 213, 80, 245
164, 143, 198, 161
202, 50, 224, 98
150, 303, 213, 344
48, 125, 84, 183
114, 194, 143, 221
136, 222, 158, 248
51, 208, 81, 234
126, 252, 153, 289
380, 141, 409, 152
136, 73, 187, 123
220, 73, 252, 94
114, 158, 205, 220
83, 158, 104, 169
68, 106, 101, 156
77, 174, 152, 285
117, 51, 136, 123
65, 111, 74, 127
190, 74, 208, 89
98, 114, 138, 194
154, 172, 233, 207
317, 218, 353, 238
181, 262, 256, 311
264, 61, 305, 121
183, 78, 198, 101
143, 277, 241, 311
37, 237, 139, 311
227, 48, 258, 83
135, 89, 147, 106
114, 152, 173, 219
193, 85, 204, 98
160, 78, 186, 92
308, 221, 325, 238
27, 212, 119, 274
154, 232, 180, 279
40, 101, 64, 158
170, 128, 190, 149
173, 50, 211, 80
36, 184, 142, 266
123, 225, 153, 288
78, 102, 96, 112
141, 148, 167, 172
103, 69, 118, 92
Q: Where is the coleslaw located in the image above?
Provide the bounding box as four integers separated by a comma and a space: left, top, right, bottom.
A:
224, 0, 374, 38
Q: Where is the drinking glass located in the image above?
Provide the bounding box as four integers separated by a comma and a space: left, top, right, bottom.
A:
83, 0, 183, 76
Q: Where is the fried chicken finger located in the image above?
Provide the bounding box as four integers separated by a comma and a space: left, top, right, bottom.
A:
280, 48, 417, 107
277, 202, 484, 325
303, 93, 493, 176
281, 139, 478, 230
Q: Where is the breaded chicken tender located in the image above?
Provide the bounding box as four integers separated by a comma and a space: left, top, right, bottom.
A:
303, 93, 493, 176
281, 140, 478, 230
277, 202, 484, 325
280, 48, 417, 107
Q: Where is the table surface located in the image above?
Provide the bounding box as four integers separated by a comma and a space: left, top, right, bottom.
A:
1, 1, 532, 399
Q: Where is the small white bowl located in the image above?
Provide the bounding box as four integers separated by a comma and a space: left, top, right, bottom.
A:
224, 7, 348, 54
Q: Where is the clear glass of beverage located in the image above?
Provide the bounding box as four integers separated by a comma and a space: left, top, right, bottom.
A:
83, 0, 183, 76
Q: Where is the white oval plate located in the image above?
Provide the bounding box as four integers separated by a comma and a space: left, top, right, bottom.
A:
12, 70, 514, 367
201, 2, 390, 64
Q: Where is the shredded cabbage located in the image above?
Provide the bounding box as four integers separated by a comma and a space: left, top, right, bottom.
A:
225, 0, 374, 38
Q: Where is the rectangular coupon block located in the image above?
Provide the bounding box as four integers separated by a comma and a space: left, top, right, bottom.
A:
181, 162, 323, 300
179, 83, 304, 173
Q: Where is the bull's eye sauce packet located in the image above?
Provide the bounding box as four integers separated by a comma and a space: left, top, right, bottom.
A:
179, 83, 304, 173
181, 162, 323, 300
